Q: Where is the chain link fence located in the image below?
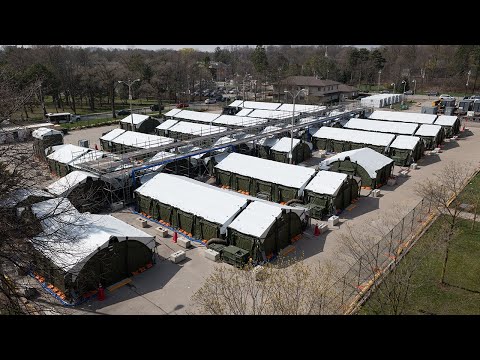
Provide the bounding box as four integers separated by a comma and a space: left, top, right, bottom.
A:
320, 197, 433, 315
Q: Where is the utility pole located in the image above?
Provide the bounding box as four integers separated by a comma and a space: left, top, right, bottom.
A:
118, 79, 141, 132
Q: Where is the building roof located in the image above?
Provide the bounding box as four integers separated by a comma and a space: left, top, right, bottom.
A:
338, 84, 358, 92
235, 108, 253, 116
270, 137, 309, 153
241, 101, 282, 110
112, 131, 174, 149
172, 110, 221, 123
168, 121, 227, 136
369, 110, 437, 125
305, 170, 348, 196
135, 173, 249, 232
282, 76, 341, 87
31, 127, 63, 140
389, 135, 421, 150
0, 188, 53, 208
276, 104, 326, 113
434, 115, 459, 126
228, 201, 283, 239
119, 114, 150, 125
164, 108, 183, 117
415, 124, 442, 137
46, 144, 91, 164
312, 126, 396, 147
213, 115, 267, 127
156, 119, 178, 130
215, 152, 316, 190
344, 118, 419, 135
247, 109, 296, 119
31, 198, 154, 274
47, 170, 99, 197
322, 148, 394, 179
100, 128, 126, 142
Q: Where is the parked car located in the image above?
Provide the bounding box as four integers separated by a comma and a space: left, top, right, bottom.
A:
150, 104, 164, 111
380, 90, 390, 94
205, 98, 217, 104
404, 90, 413, 95
228, 89, 237, 94
215, 95, 226, 102
117, 109, 131, 115
176, 103, 189, 108
439, 94, 453, 100
426, 91, 439, 96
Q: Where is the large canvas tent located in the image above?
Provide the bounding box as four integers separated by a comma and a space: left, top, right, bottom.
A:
99, 129, 126, 151
32, 127, 64, 160
321, 148, 394, 188
154, 119, 178, 136
214, 152, 316, 203
434, 115, 461, 137
107, 131, 174, 153
47, 170, 106, 213
227, 201, 306, 262
270, 137, 313, 164
247, 109, 296, 120
312, 127, 395, 154
0, 188, 53, 217
212, 115, 267, 128
389, 136, 424, 166
368, 110, 437, 125
30, 198, 155, 299
171, 110, 221, 124
344, 118, 419, 135
46, 144, 91, 177
414, 124, 444, 149
164, 108, 183, 118
135, 173, 250, 241
303, 170, 358, 219
166, 121, 227, 140
241, 101, 282, 110
119, 114, 160, 133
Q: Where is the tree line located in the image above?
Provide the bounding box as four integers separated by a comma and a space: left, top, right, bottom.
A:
1, 44, 479, 123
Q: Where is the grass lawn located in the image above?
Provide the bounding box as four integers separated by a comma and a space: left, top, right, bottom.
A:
361, 216, 480, 315
456, 170, 480, 210
59, 117, 119, 130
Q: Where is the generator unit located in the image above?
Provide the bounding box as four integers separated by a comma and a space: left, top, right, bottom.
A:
221, 245, 250, 267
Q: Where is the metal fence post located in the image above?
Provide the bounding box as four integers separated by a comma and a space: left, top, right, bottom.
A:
400, 217, 405, 241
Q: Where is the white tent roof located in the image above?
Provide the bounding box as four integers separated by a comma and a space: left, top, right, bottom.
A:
168, 121, 227, 136
369, 110, 437, 124
46, 144, 91, 164
112, 131, 174, 149
31, 198, 154, 274
344, 118, 418, 135
270, 137, 304, 153
146, 151, 176, 171
241, 101, 281, 110
235, 108, 253, 116
156, 119, 178, 130
322, 148, 393, 178
0, 188, 53, 208
229, 100, 244, 107
277, 104, 326, 113
312, 126, 395, 147
100, 128, 126, 142
47, 170, 99, 197
228, 201, 283, 239
215, 152, 316, 190
389, 135, 421, 150
213, 115, 267, 127
164, 108, 183, 117
258, 137, 279, 147
434, 115, 458, 126
415, 124, 442, 137
120, 114, 150, 125
172, 110, 221, 123
70, 150, 108, 166
135, 173, 249, 233
31, 127, 63, 140
305, 170, 347, 196
247, 109, 295, 119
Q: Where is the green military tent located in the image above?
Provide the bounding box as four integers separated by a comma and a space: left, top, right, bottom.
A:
312, 126, 395, 155
321, 147, 394, 189
30, 198, 155, 300
99, 128, 126, 152
155, 119, 178, 137
135, 173, 250, 242
214, 152, 316, 203
414, 124, 444, 150
166, 121, 227, 141
106, 130, 174, 153
119, 114, 160, 133
388, 135, 424, 166
227, 201, 307, 263
303, 170, 359, 219
32, 127, 64, 160
434, 115, 461, 138
269, 137, 313, 164
344, 118, 419, 136
46, 144, 91, 177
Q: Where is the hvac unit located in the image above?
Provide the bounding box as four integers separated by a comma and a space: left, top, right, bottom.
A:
78, 139, 90, 148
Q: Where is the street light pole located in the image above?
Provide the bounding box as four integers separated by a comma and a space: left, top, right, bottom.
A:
118, 78, 141, 132
401, 80, 406, 104
378, 70, 382, 93
391, 82, 395, 94
284, 88, 306, 164
465, 70, 472, 97
412, 79, 417, 95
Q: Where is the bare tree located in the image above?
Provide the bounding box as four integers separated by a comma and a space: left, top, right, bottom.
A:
191, 256, 338, 315
416, 161, 476, 284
